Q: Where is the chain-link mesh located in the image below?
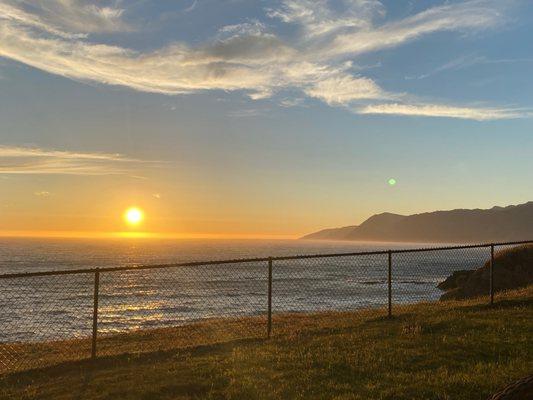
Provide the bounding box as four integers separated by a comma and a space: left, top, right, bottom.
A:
492, 243, 533, 297
0, 241, 531, 374
390, 246, 491, 313
0, 273, 93, 373
271, 254, 388, 335
96, 261, 268, 357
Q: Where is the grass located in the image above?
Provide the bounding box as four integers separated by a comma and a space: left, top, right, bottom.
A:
1, 286, 532, 400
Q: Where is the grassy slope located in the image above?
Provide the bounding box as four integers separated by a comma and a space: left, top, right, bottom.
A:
1, 287, 532, 400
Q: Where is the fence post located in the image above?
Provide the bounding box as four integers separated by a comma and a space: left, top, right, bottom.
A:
388, 250, 392, 318
490, 244, 495, 306
91, 268, 100, 359
267, 257, 273, 338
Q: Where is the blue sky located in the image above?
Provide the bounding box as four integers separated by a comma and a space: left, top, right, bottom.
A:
0, 0, 532, 237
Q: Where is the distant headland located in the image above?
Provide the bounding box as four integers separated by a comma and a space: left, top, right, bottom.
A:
302, 201, 533, 243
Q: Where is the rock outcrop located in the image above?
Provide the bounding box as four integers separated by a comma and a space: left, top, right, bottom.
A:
437, 270, 474, 291
439, 244, 533, 301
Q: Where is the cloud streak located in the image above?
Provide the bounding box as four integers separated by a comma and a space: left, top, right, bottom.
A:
321, 0, 503, 58
0, 146, 156, 176
0, 0, 527, 120
407, 53, 533, 80
2, 0, 130, 36
357, 103, 531, 121
267, 0, 385, 38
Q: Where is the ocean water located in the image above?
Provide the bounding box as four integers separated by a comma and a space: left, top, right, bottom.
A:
0, 238, 436, 274
0, 238, 491, 342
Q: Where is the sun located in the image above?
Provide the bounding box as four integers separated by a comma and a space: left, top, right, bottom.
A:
124, 207, 144, 226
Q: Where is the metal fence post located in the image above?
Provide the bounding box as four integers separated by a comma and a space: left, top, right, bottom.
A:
388, 250, 392, 318
267, 257, 273, 338
490, 244, 495, 306
91, 268, 100, 359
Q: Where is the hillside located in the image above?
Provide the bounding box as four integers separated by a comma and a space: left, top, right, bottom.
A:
438, 244, 533, 300
302, 201, 533, 243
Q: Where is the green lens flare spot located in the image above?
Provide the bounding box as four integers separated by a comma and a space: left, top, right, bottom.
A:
388, 178, 397, 186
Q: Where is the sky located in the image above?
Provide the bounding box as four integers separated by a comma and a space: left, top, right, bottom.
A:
0, 0, 532, 238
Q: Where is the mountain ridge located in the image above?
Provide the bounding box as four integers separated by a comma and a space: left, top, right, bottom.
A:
301, 202, 533, 243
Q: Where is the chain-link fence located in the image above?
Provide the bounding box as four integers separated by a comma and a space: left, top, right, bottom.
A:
0, 240, 531, 374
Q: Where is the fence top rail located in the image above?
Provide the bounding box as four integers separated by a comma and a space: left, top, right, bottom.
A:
0, 239, 531, 279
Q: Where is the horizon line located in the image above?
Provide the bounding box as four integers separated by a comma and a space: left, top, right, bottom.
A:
0, 230, 299, 240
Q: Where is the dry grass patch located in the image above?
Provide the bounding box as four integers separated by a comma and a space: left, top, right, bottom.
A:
0, 286, 531, 400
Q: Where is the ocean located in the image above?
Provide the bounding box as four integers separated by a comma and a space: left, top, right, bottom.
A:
0, 238, 490, 342
0, 238, 425, 274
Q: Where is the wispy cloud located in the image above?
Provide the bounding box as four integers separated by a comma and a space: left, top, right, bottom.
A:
0, 146, 157, 176
267, 0, 385, 38
406, 54, 533, 80
1, 0, 131, 36
0, 0, 526, 120
279, 97, 305, 108
0, 2, 85, 39
304, 73, 386, 105
0, 146, 134, 161
184, 0, 198, 13
356, 103, 531, 121
320, 0, 504, 58
405, 54, 487, 80
218, 20, 268, 39
227, 108, 266, 118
